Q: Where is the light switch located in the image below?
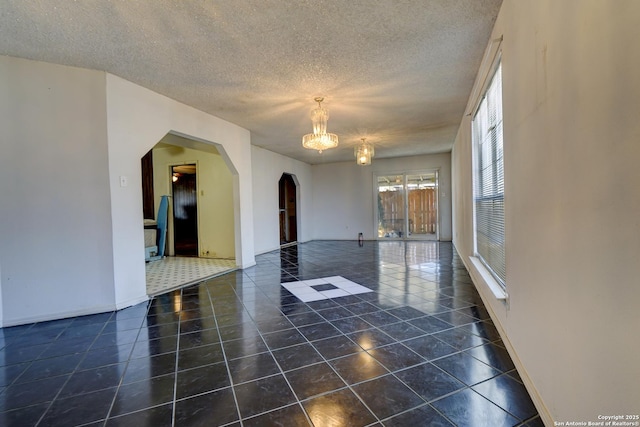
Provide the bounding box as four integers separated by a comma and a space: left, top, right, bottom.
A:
120, 176, 128, 187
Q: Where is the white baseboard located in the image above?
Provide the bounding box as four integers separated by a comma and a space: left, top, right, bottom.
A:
1, 303, 119, 328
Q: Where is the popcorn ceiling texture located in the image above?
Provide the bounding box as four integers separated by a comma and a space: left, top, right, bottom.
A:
0, 0, 502, 164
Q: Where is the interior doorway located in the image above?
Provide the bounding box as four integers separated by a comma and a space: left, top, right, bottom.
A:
279, 173, 298, 245
172, 164, 198, 256
376, 171, 439, 240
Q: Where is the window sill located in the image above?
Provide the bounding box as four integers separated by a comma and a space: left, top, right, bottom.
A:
469, 256, 508, 301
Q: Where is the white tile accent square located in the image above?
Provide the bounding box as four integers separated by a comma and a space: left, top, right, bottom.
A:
282, 276, 373, 302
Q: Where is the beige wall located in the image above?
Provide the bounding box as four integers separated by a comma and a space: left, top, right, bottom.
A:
251, 146, 314, 254
452, 0, 640, 424
152, 143, 235, 259
0, 57, 116, 325
312, 153, 452, 241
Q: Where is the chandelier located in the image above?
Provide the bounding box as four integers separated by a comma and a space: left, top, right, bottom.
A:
302, 97, 339, 153
355, 137, 375, 165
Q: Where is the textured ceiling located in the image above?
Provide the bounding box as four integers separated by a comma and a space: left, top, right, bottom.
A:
0, 0, 502, 164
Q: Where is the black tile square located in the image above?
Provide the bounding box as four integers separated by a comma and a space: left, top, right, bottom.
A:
329, 352, 388, 385
434, 310, 477, 327
395, 362, 464, 402
174, 388, 238, 426
130, 336, 177, 359
222, 335, 269, 359
383, 404, 453, 427
312, 335, 361, 360
243, 403, 312, 427
107, 403, 173, 427
432, 326, 489, 351
465, 343, 516, 372
123, 352, 176, 384
272, 343, 324, 372
352, 374, 424, 420
227, 352, 280, 384
254, 316, 295, 334
460, 321, 502, 342
175, 361, 231, 399
306, 299, 340, 310
286, 311, 325, 327
331, 317, 373, 334
178, 329, 220, 350
432, 352, 500, 386
302, 388, 377, 427
360, 311, 402, 327
0, 375, 69, 412
234, 374, 297, 419
404, 335, 458, 361
316, 306, 354, 321
341, 301, 379, 315
311, 283, 339, 291
0, 362, 29, 387
387, 306, 429, 320
110, 374, 175, 416
16, 353, 83, 383
0, 402, 50, 426
298, 322, 341, 342
366, 343, 425, 372
262, 328, 307, 350
178, 343, 225, 370
285, 362, 346, 400
79, 343, 134, 370
379, 321, 427, 341
431, 388, 518, 427
408, 316, 452, 334
472, 374, 538, 421
40, 336, 95, 359
39, 387, 117, 426
218, 322, 260, 341
91, 329, 140, 349
59, 363, 126, 397
347, 329, 395, 350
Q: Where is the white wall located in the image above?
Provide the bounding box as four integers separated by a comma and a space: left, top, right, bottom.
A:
106, 73, 255, 308
0, 56, 256, 325
312, 153, 452, 241
452, 0, 640, 424
0, 56, 116, 326
251, 146, 313, 254
152, 144, 235, 259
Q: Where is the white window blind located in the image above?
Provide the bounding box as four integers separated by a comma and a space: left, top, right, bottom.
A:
472, 62, 505, 287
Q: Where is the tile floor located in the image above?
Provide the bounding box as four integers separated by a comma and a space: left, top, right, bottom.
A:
0, 241, 543, 426
145, 257, 237, 296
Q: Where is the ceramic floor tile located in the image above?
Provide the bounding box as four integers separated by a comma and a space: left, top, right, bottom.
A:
431, 388, 518, 427
285, 362, 347, 400
302, 388, 378, 427
351, 374, 425, 420
0, 241, 538, 426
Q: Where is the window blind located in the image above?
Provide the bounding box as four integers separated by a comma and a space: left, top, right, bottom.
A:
472, 63, 505, 287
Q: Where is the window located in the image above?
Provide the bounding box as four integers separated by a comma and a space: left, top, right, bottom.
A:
472, 61, 505, 288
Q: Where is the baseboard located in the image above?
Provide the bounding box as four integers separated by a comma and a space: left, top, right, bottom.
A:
454, 244, 553, 427
1, 303, 119, 328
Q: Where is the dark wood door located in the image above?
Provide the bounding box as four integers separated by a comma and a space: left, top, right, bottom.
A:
172, 166, 198, 256
279, 174, 297, 244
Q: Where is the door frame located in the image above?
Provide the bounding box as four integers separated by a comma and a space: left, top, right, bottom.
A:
278, 173, 299, 246
168, 161, 200, 256
373, 169, 440, 241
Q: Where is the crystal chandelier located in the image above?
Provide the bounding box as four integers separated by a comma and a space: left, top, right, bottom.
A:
355, 137, 375, 165
302, 97, 339, 153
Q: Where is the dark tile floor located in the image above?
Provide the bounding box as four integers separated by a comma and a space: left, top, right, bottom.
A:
0, 241, 543, 426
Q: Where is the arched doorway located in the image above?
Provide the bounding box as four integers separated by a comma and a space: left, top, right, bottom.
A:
279, 174, 298, 246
